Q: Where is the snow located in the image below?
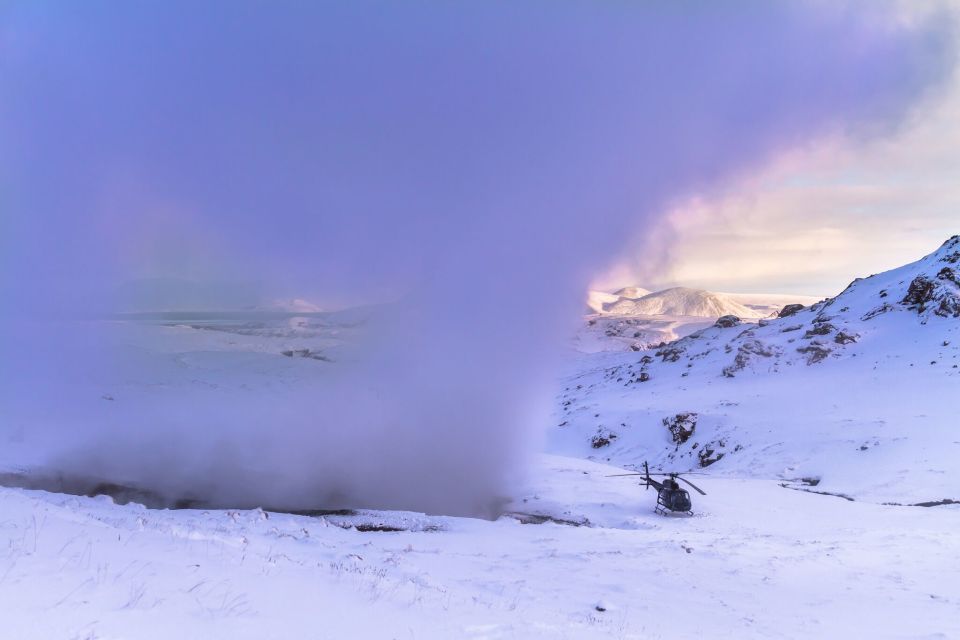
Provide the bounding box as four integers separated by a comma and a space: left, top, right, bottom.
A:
587, 290, 621, 314
575, 314, 715, 353
0, 455, 957, 639
603, 287, 766, 318
1, 237, 959, 638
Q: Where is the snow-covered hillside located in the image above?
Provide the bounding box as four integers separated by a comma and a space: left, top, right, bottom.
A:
553, 237, 960, 503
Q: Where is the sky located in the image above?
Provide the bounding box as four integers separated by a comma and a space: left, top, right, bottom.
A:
3, 2, 956, 310
596, 4, 960, 297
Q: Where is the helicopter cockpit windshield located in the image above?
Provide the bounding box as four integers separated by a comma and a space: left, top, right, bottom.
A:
665, 489, 692, 512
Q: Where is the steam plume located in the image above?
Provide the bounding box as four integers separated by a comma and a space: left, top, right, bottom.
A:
0, 2, 954, 514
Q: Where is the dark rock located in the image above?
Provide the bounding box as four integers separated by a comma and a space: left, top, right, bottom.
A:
714, 315, 741, 328
937, 266, 959, 286
902, 276, 937, 312
834, 331, 858, 345
901, 273, 960, 318
663, 412, 697, 445
698, 439, 727, 467
862, 304, 894, 321
777, 303, 805, 318
281, 348, 331, 362
797, 343, 831, 364
591, 430, 617, 449
655, 345, 685, 363
722, 339, 776, 377
936, 295, 960, 318
940, 235, 959, 263
803, 323, 836, 338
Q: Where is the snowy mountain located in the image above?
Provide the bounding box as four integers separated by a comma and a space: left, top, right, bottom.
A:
585, 290, 620, 314
552, 236, 960, 504
603, 287, 766, 318
611, 286, 651, 299
579, 287, 820, 353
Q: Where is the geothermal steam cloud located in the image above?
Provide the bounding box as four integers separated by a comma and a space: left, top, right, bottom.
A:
0, 2, 954, 514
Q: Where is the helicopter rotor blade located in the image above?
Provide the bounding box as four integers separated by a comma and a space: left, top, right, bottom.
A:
644, 472, 709, 477
605, 473, 645, 477
677, 475, 707, 495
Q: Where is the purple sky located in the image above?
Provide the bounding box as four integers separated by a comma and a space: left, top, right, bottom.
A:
2, 2, 954, 309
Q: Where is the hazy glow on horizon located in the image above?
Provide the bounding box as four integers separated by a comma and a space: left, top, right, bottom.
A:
598, 28, 960, 298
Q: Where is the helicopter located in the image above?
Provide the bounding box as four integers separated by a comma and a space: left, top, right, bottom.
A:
608, 461, 706, 515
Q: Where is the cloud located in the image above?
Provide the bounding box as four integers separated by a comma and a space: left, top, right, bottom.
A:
604, 27, 960, 296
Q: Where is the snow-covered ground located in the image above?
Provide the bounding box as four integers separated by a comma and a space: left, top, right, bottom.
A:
1, 454, 958, 639
1, 238, 958, 638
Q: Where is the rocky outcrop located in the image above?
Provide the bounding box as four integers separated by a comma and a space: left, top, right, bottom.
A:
796, 342, 831, 364
664, 413, 697, 445
591, 428, 617, 449
901, 271, 960, 319
803, 322, 836, 338
778, 303, 805, 318
902, 276, 937, 312
714, 315, 741, 328
722, 339, 776, 377
834, 331, 858, 345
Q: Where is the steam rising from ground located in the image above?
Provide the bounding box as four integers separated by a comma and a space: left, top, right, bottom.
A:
0, 2, 955, 515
